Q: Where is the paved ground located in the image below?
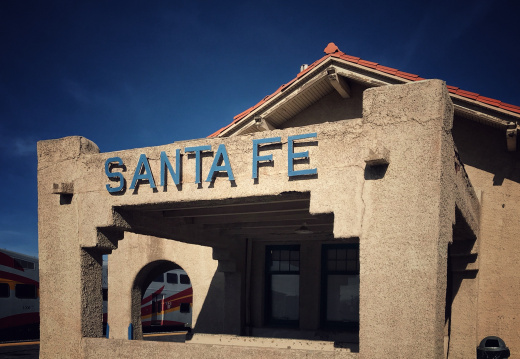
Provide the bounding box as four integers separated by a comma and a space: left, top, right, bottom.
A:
0, 333, 186, 358
0, 342, 39, 359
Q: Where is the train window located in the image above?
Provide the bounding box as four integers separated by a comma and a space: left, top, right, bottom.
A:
14, 259, 35, 270
0, 283, 9, 298
180, 303, 190, 313
180, 274, 190, 285
152, 274, 164, 283
15, 284, 37, 299
102, 288, 108, 301
166, 273, 178, 284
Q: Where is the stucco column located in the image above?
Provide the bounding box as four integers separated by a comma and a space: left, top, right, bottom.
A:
38, 137, 105, 359
359, 80, 456, 358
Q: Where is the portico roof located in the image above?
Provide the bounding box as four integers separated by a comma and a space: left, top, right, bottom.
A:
210, 43, 520, 138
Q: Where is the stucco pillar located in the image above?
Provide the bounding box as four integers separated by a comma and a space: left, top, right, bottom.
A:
359, 80, 456, 358
38, 137, 105, 359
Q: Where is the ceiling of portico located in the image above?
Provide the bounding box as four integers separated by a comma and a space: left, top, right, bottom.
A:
115, 192, 335, 245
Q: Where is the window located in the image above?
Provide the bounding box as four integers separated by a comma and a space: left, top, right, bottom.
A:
14, 258, 35, 270
0, 283, 9, 298
322, 244, 359, 329
265, 245, 300, 326
180, 303, 190, 313
15, 284, 37, 299
152, 274, 164, 283
166, 273, 178, 284
180, 274, 190, 285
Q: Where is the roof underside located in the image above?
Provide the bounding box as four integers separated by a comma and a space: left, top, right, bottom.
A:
211, 43, 520, 138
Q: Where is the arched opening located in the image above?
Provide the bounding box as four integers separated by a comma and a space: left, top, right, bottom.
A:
131, 260, 192, 340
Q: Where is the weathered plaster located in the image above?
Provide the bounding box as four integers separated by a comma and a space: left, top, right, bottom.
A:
37, 80, 478, 358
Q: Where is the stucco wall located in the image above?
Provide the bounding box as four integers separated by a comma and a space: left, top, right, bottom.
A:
37, 80, 476, 358
452, 117, 520, 357
107, 233, 218, 340
281, 81, 367, 129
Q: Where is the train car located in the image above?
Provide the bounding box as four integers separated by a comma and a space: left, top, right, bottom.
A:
0, 250, 192, 341
140, 269, 193, 331
0, 249, 39, 341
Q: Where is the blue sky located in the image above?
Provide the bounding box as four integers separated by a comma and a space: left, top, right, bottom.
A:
1, 1, 519, 257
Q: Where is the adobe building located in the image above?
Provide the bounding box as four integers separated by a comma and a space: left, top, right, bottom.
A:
37, 43, 520, 358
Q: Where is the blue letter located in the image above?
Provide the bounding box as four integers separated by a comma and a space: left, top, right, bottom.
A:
130, 154, 156, 189
185, 145, 211, 184
160, 149, 181, 186
252, 137, 282, 179
288, 133, 318, 177
105, 157, 125, 193
206, 144, 235, 182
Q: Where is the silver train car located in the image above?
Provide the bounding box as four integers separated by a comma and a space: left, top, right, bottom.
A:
102, 266, 193, 333
0, 249, 39, 341
0, 249, 192, 342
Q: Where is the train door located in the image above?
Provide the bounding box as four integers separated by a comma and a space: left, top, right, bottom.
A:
151, 294, 164, 325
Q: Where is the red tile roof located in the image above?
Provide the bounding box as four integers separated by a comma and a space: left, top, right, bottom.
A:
210, 43, 519, 137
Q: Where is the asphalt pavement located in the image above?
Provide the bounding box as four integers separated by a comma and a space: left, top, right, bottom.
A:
0, 333, 186, 358
0, 342, 39, 359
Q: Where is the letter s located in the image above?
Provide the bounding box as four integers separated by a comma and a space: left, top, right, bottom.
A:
105, 157, 125, 193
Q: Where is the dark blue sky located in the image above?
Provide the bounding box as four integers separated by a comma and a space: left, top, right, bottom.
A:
1, 1, 519, 256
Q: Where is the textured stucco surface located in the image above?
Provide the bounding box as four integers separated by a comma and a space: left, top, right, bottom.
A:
452, 116, 520, 358
37, 80, 478, 358
359, 80, 458, 358
81, 337, 358, 358
107, 233, 218, 340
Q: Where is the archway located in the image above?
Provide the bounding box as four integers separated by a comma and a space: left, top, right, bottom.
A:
132, 260, 193, 339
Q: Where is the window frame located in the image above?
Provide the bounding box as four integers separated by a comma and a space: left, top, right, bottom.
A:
0, 282, 10, 298
264, 244, 300, 327
166, 273, 178, 284
179, 274, 190, 285
15, 283, 37, 299
321, 243, 360, 330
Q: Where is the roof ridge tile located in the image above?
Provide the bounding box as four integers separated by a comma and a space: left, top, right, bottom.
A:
499, 103, 520, 114
358, 59, 378, 68
476, 95, 501, 106
456, 89, 479, 99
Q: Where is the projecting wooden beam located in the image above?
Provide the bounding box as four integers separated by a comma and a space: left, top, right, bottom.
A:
203, 217, 333, 229
222, 224, 334, 236
191, 211, 326, 225
327, 67, 351, 98
162, 199, 309, 218
253, 116, 276, 131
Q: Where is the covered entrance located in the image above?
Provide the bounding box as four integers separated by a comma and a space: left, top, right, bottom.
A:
37, 80, 480, 358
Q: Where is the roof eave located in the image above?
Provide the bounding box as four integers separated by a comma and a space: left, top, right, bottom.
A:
215, 54, 520, 137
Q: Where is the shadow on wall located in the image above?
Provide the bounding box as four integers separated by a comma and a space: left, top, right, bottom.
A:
453, 116, 520, 186
192, 271, 226, 335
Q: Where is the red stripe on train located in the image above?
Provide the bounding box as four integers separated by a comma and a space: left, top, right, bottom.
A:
141, 287, 192, 316
0, 312, 39, 330
0, 270, 38, 287
141, 286, 164, 305
162, 287, 193, 303
0, 251, 24, 271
